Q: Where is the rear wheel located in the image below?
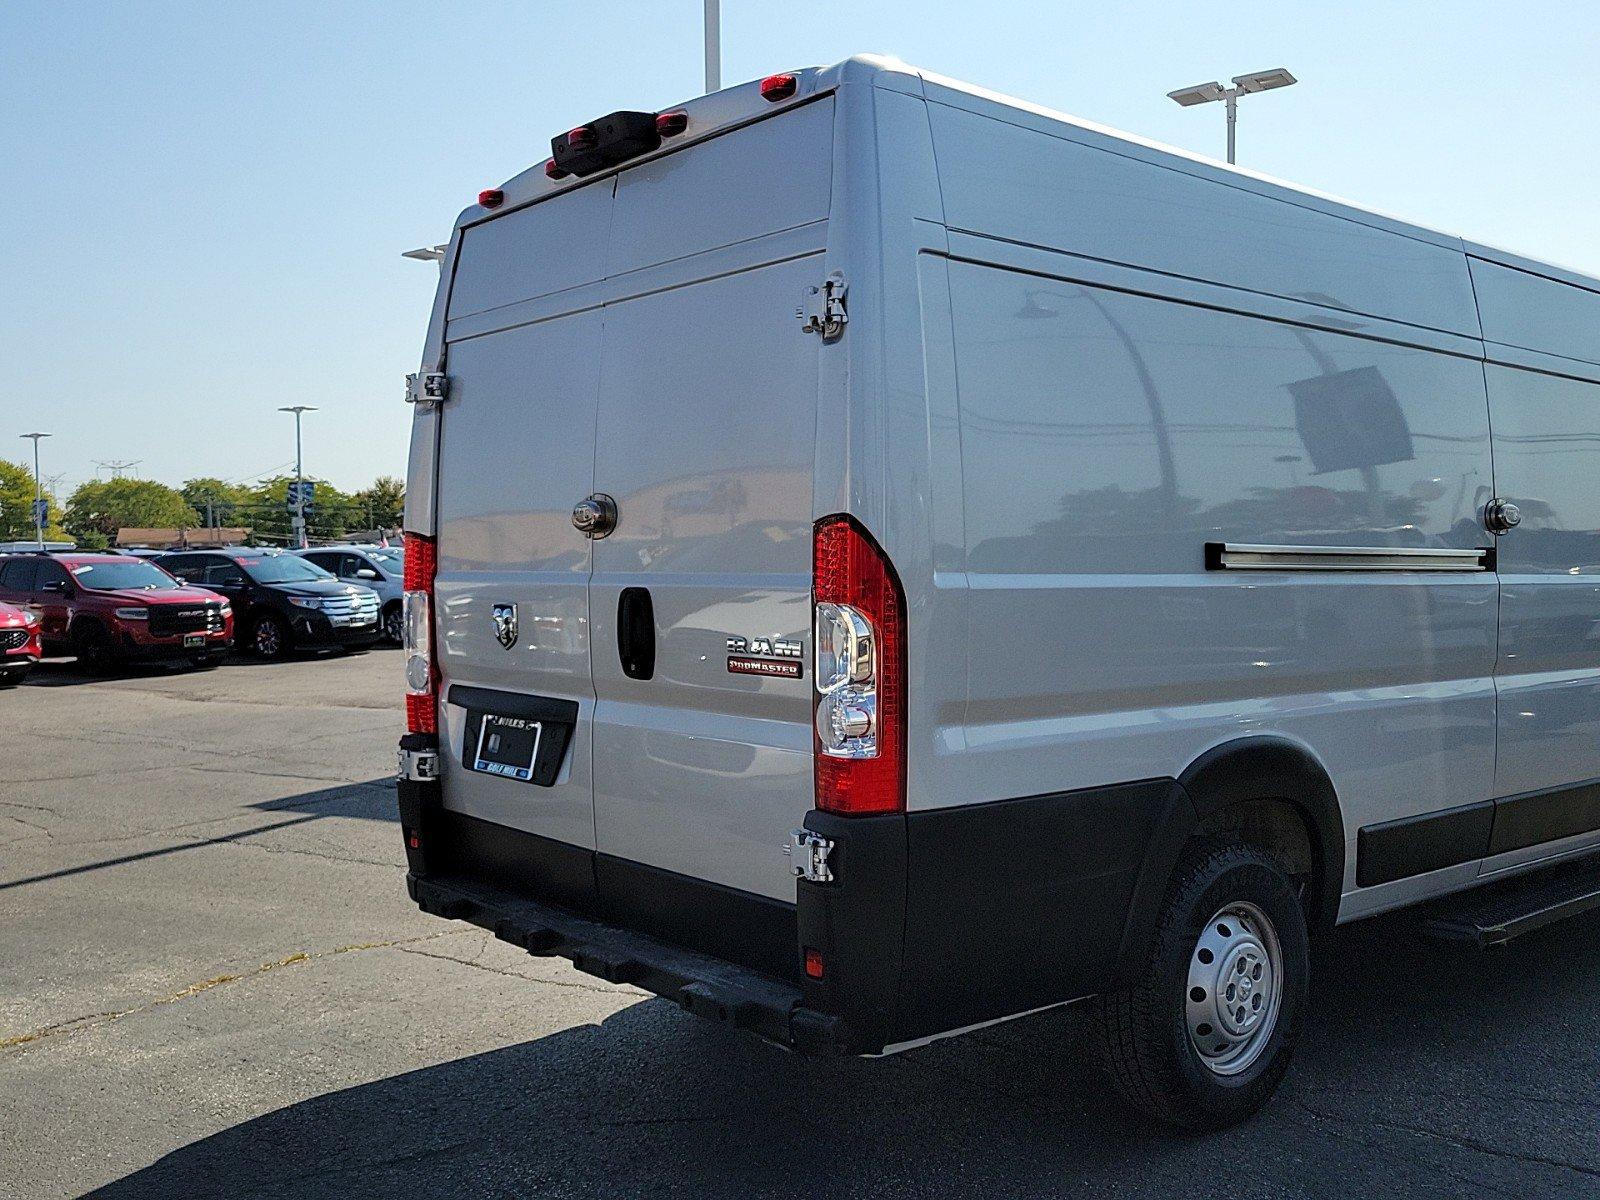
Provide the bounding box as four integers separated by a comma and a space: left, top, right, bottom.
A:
73, 623, 121, 675
382, 602, 403, 645
249, 614, 289, 659
1089, 838, 1309, 1130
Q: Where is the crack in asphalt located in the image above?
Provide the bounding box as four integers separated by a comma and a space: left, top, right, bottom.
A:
0, 932, 454, 1053
1295, 1099, 1600, 1181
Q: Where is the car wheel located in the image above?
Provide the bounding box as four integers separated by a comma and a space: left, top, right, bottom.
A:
382, 602, 403, 645
1089, 837, 1309, 1131
73, 623, 121, 675
250, 614, 289, 659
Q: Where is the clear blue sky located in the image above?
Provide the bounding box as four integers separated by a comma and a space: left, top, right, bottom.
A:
5, 2, 1598, 497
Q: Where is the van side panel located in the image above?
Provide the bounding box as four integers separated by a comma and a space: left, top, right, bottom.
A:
1470, 256, 1600, 367
1481, 357, 1600, 867
923, 93, 1482, 338
937, 258, 1499, 907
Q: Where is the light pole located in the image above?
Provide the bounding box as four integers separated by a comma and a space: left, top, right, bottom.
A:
19, 433, 51, 548
704, 0, 720, 93
278, 406, 317, 548
1168, 68, 1297, 165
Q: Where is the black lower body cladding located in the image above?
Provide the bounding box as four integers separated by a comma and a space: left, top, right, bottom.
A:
399, 738, 1181, 1055
804, 780, 1179, 1049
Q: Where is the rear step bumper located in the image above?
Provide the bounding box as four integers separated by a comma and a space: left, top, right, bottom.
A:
407, 872, 851, 1055
1421, 851, 1600, 947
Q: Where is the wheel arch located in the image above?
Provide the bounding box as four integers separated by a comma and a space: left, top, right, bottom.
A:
1114, 737, 1345, 983
68, 612, 109, 639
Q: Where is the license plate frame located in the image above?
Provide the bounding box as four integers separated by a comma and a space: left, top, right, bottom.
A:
183, 633, 205, 648
470, 714, 543, 782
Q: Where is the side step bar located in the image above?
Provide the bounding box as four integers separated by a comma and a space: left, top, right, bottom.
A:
1421, 854, 1600, 948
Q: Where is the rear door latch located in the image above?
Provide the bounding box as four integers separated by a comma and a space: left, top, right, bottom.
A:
784, 829, 835, 883
797, 272, 848, 341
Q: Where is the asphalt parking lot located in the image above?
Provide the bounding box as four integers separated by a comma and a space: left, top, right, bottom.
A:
3, 650, 1599, 1199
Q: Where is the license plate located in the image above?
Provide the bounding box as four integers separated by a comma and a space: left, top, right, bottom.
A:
183, 633, 205, 648
471, 714, 542, 782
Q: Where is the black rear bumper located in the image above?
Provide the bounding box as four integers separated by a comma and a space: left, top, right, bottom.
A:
398, 731, 1185, 1057
407, 871, 848, 1054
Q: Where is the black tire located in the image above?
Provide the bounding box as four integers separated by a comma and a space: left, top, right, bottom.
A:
1089, 838, 1309, 1131
73, 623, 121, 675
382, 602, 403, 646
249, 613, 290, 659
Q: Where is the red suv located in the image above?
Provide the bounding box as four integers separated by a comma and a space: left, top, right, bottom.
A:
0, 553, 234, 672
0, 599, 41, 685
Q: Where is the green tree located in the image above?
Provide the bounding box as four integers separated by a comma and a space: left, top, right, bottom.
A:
64, 478, 194, 542
180, 477, 255, 527
351, 476, 405, 529
244, 476, 358, 544
0, 459, 64, 542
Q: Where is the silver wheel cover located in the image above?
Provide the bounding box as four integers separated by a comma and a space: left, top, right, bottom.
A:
1185, 900, 1284, 1077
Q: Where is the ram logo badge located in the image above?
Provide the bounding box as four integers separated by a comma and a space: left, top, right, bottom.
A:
492, 603, 518, 650
726, 635, 803, 679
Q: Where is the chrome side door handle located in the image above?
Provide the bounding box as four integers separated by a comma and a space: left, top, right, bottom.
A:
1484, 497, 1521, 535
572, 494, 618, 539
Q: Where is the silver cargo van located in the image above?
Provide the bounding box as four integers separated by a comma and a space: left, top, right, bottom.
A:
398, 56, 1600, 1128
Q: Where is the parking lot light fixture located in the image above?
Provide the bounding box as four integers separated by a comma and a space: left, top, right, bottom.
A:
1167, 67, 1297, 164
19, 432, 51, 548
278, 406, 318, 550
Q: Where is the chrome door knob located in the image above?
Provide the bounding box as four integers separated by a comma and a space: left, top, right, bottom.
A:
572, 494, 617, 539
1485, 498, 1521, 535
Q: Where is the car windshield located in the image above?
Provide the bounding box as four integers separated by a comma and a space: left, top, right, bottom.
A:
71, 560, 182, 591
366, 550, 401, 573
236, 555, 333, 583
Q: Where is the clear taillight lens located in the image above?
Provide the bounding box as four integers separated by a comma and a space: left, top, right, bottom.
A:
403, 533, 437, 735
813, 516, 905, 815
814, 601, 874, 694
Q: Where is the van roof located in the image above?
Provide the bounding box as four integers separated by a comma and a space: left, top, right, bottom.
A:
461, 53, 1596, 294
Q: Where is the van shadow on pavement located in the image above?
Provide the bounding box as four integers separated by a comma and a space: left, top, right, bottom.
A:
90, 911, 1600, 1199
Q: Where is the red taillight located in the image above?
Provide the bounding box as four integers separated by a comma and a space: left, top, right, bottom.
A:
544, 158, 569, 180
403, 533, 438, 735
566, 125, 596, 149
477, 188, 504, 209
403, 532, 436, 591
655, 110, 688, 137
760, 73, 797, 102
813, 515, 905, 816
804, 947, 825, 980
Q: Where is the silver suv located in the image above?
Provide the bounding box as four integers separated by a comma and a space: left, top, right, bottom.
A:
294, 545, 403, 643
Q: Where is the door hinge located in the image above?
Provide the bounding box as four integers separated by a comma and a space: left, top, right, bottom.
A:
397, 745, 440, 782
798, 271, 848, 341
784, 829, 835, 884
405, 371, 450, 407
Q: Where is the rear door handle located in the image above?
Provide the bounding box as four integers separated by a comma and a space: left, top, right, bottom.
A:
617, 587, 655, 680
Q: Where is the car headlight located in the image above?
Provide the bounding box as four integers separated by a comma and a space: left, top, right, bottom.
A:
218, 603, 231, 615
287, 596, 325, 609
114, 607, 150, 620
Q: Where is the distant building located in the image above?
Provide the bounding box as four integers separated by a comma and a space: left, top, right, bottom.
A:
115, 527, 252, 550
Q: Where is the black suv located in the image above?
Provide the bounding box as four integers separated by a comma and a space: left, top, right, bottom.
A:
158, 550, 381, 658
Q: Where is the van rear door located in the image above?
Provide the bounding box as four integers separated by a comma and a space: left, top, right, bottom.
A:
588, 101, 834, 902
431, 183, 612, 860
